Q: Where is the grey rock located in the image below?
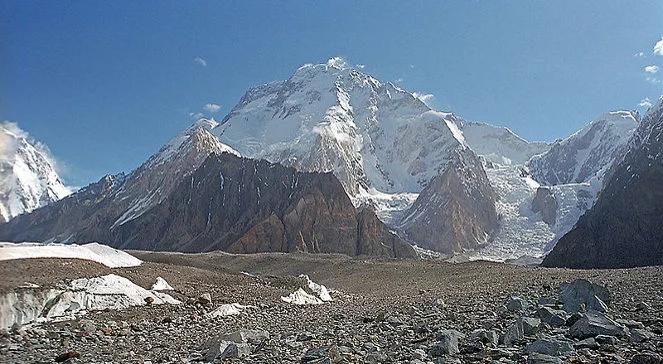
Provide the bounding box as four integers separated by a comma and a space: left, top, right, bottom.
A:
631, 353, 663, 364
629, 328, 653, 343
431, 330, 464, 356
531, 187, 558, 226
527, 353, 564, 364
525, 337, 573, 356
302, 346, 341, 363
197, 293, 212, 305
506, 296, 530, 312
500, 320, 524, 346
559, 279, 611, 313
537, 307, 567, 327
568, 311, 628, 339
574, 338, 598, 349
222, 329, 270, 343
519, 317, 541, 335
595, 335, 618, 345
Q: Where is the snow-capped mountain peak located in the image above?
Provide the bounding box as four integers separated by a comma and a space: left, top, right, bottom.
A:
527, 110, 639, 185
0, 122, 70, 222
214, 59, 467, 202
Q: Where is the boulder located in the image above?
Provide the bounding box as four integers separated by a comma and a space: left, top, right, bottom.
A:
506, 296, 530, 312
568, 311, 628, 339
631, 353, 662, 364
430, 330, 465, 356
525, 337, 574, 356
520, 317, 541, 335
527, 353, 564, 364
537, 307, 567, 327
500, 320, 524, 346
559, 279, 611, 313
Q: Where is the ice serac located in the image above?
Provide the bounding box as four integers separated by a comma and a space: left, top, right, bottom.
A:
543, 97, 663, 268
0, 121, 236, 244
528, 111, 639, 185
0, 122, 70, 223
399, 150, 498, 254
214, 58, 467, 204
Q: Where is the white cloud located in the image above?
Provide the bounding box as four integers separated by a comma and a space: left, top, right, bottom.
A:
356, 64, 365, 69
634, 52, 645, 58
654, 37, 663, 56
189, 112, 204, 119
638, 97, 653, 108
644, 65, 659, 74
326, 57, 347, 69
204, 103, 221, 113
646, 77, 661, 84
413, 92, 435, 106
0, 121, 66, 177
193, 56, 208, 67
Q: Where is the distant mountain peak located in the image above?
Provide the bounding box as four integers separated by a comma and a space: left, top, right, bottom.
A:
0, 122, 70, 223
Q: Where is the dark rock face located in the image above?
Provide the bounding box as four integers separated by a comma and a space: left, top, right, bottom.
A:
543, 101, 663, 268
531, 187, 558, 226
0, 153, 415, 259
399, 150, 498, 254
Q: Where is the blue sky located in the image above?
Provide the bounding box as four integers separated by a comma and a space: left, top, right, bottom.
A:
2, 1, 662, 186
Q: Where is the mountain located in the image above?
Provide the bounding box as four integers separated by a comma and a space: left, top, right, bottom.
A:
458, 121, 550, 165
0, 122, 70, 223
527, 111, 639, 186
214, 58, 468, 204
213, 58, 503, 254
543, 97, 663, 268
0, 124, 415, 259
399, 150, 498, 254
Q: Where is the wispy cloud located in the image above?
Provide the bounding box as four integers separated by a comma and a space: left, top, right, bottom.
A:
644, 65, 659, 74
655, 37, 663, 56
189, 112, 204, 119
204, 103, 221, 113
413, 92, 435, 106
638, 97, 653, 108
193, 56, 208, 67
634, 52, 645, 58
646, 77, 661, 84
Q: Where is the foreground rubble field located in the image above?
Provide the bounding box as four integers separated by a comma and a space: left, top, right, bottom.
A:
1, 252, 662, 363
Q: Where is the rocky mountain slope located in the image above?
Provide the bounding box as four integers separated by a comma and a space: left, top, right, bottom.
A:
543, 98, 663, 268
0, 125, 415, 259
528, 111, 639, 185
0, 122, 70, 223
399, 151, 498, 254
213, 59, 501, 255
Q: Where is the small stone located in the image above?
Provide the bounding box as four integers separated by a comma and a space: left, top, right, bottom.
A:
55, 351, 81, 362
197, 293, 212, 305
144, 296, 154, 305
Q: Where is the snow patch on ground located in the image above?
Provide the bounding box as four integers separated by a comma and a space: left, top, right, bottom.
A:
0, 242, 142, 268
207, 303, 257, 318
1, 274, 180, 330
150, 277, 174, 291
282, 276, 333, 305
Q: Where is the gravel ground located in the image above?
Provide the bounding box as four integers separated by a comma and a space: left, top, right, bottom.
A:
1, 252, 662, 363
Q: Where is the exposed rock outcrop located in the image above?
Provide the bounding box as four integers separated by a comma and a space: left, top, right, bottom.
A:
399, 150, 498, 254
531, 187, 558, 226
0, 152, 416, 259
543, 98, 663, 268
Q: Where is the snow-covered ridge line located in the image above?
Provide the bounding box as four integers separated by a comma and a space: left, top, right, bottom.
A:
0, 242, 142, 268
